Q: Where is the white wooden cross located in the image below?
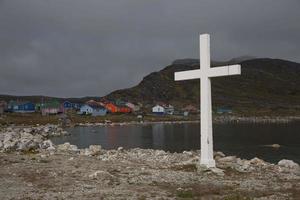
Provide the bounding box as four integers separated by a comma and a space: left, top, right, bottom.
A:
174, 34, 241, 168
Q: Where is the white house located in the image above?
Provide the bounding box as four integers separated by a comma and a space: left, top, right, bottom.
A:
80, 104, 107, 116
152, 105, 165, 115
80, 105, 93, 115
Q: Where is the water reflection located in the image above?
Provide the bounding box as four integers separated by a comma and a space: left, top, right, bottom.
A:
52, 122, 300, 163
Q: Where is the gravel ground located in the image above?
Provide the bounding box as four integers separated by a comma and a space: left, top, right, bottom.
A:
0, 146, 299, 200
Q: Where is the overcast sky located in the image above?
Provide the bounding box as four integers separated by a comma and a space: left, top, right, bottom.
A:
0, 0, 299, 97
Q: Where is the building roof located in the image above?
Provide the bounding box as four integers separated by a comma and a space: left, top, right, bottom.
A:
83, 104, 106, 110
86, 100, 104, 107
9, 101, 34, 106
41, 101, 60, 108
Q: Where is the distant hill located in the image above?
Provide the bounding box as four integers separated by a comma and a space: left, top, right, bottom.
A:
105, 58, 300, 114
1, 58, 300, 115
0, 95, 100, 104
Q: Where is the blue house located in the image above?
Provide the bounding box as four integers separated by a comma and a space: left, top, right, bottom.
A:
72, 103, 82, 110
217, 108, 233, 114
8, 101, 35, 113
79, 104, 107, 116
63, 101, 73, 109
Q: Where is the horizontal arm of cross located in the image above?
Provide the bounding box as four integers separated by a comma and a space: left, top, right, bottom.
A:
174, 69, 201, 81
174, 64, 241, 81
208, 64, 241, 78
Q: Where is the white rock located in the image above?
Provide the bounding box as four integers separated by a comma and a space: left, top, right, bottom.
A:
3, 132, 15, 143
155, 150, 166, 156
20, 132, 34, 140
117, 147, 124, 151
214, 151, 226, 158
210, 167, 225, 176
17, 139, 37, 151
218, 156, 237, 163
89, 145, 102, 155
278, 159, 299, 169
241, 161, 251, 170
271, 144, 281, 148
250, 157, 266, 166
68, 157, 74, 161
23, 128, 32, 133
57, 142, 78, 152
39, 140, 55, 150
3, 140, 17, 151
40, 154, 47, 158
181, 156, 199, 165
43, 127, 50, 133
183, 151, 193, 156
88, 170, 112, 179
80, 145, 102, 156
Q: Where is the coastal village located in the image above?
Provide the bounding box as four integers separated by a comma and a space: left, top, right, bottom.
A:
0, 99, 234, 118
1, 1, 300, 198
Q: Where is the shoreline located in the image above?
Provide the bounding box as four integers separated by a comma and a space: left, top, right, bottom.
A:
74, 115, 300, 127
0, 125, 300, 199
1, 112, 300, 127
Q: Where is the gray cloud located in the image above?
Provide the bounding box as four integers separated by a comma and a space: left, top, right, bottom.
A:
0, 0, 299, 97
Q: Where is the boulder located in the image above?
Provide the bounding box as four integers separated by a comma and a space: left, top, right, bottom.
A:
117, 146, 124, 151
210, 167, 225, 176
19, 132, 34, 140
39, 140, 55, 150
89, 145, 102, 155
3, 140, 17, 151
3, 132, 16, 143
57, 142, 78, 152
80, 145, 102, 156
183, 151, 193, 156
17, 139, 38, 151
214, 151, 226, 160
250, 157, 266, 166
278, 159, 299, 169
23, 128, 33, 133
218, 156, 237, 163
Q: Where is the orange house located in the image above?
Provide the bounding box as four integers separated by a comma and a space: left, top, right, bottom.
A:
105, 103, 132, 113
105, 103, 118, 113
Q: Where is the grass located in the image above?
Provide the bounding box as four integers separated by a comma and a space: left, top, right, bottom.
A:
0, 111, 199, 126
176, 190, 194, 199
0, 108, 298, 126
224, 194, 252, 200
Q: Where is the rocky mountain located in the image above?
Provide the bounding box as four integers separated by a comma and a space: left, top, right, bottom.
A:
0, 95, 100, 104
1, 58, 300, 115
105, 58, 300, 114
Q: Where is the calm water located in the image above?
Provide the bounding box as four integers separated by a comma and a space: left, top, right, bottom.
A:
52, 122, 300, 163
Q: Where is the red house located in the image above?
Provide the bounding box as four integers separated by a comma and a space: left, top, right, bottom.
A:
118, 106, 131, 113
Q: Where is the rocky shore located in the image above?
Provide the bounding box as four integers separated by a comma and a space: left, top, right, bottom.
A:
214, 115, 300, 124
0, 125, 68, 152
74, 115, 300, 128
0, 125, 300, 199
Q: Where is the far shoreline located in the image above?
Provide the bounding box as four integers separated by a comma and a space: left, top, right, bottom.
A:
1, 112, 300, 127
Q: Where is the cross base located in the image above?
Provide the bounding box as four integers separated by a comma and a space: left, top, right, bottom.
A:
200, 159, 216, 168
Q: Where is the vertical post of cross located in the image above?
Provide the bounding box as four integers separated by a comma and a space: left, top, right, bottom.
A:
199, 34, 215, 168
